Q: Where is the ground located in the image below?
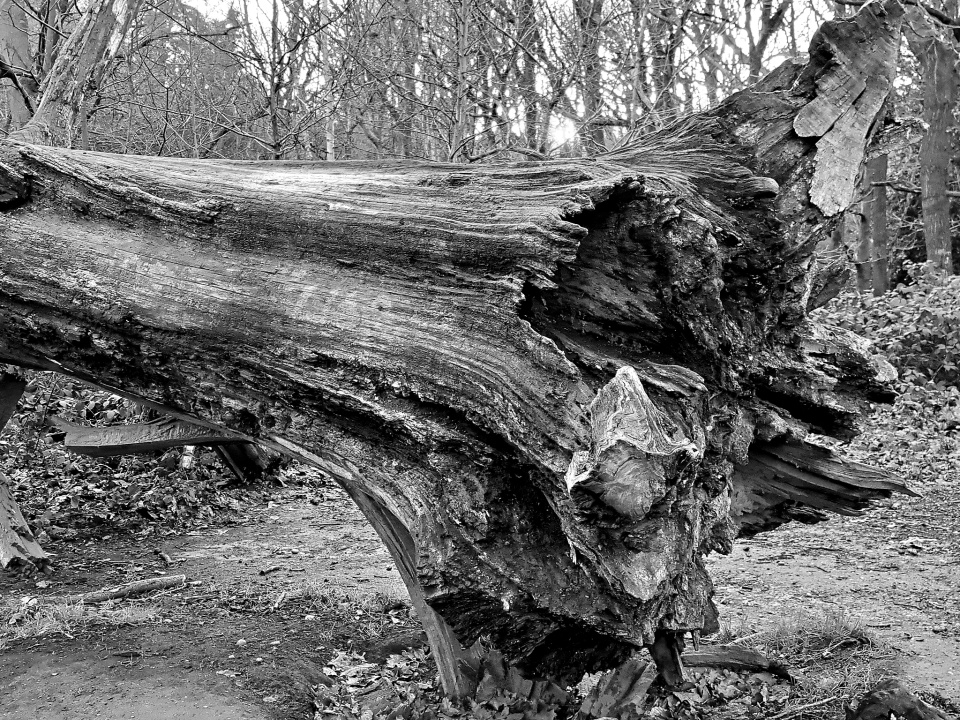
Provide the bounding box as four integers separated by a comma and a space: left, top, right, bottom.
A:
711, 484, 960, 698
1, 403, 959, 719
0, 481, 422, 720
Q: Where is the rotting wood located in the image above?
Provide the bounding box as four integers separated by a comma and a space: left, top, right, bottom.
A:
49, 415, 274, 482
682, 645, 791, 679
346, 487, 483, 699
49, 416, 239, 456
578, 657, 658, 719
0, 370, 48, 569
0, 477, 48, 569
0, 2, 909, 692
73, 574, 187, 603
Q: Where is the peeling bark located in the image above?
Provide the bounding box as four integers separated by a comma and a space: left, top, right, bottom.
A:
0, 2, 907, 686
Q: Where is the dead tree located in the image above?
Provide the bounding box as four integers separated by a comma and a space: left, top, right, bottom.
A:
0, 1, 908, 695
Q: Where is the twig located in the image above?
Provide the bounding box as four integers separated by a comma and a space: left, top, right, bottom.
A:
872, 180, 960, 198
71, 575, 186, 603
768, 696, 843, 720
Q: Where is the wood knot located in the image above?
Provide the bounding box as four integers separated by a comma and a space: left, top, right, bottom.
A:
565, 366, 703, 522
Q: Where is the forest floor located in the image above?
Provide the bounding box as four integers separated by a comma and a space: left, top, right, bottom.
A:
1, 475, 959, 719
1, 397, 959, 719
0, 481, 421, 720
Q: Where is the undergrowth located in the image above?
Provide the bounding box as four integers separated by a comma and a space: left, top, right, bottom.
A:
0, 372, 288, 538
0, 597, 161, 641
745, 611, 897, 720
813, 261, 960, 389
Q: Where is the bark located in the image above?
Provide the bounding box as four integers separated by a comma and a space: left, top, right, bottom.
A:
918, 38, 957, 274
49, 415, 276, 482
574, 0, 605, 152
0, 479, 48, 568
12, 0, 142, 147
0, 2, 905, 686
864, 154, 889, 295
849, 679, 951, 720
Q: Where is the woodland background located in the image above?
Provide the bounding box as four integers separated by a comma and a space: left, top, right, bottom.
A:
0, 0, 957, 287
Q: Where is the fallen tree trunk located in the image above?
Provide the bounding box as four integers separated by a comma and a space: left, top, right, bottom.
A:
0, 2, 906, 690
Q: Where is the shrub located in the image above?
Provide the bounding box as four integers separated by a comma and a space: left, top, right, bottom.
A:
814, 262, 960, 389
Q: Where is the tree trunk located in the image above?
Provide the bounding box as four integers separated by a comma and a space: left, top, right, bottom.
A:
0, 2, 906, 687
918, 37, 957, 274
905, 6, 959, 276
0, 0, 37, 128
864, 154, 890, 295
574, 0, 605, 152
11, 0, 142, 147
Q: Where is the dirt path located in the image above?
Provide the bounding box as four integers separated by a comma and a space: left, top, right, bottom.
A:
0, 484, 419, 720
2, 474, 958, 719
710, 484, 960, 699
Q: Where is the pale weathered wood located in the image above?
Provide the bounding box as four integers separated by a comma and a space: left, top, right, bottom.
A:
0, 371, 48, 569
0, 2, 908, 688
0, 478, 48, 568
793, 4, 902, 217
49, 415, 273, 482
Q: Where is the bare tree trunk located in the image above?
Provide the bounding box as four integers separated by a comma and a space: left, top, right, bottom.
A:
12, 0, 142, 147
0, 0, 37, 128
864, 154, 890, 295
748, 0, 790, 82
918, 38, 957, 274
0, 0, 907, 692
574, 0, 605, 152
517, 0, 540, 150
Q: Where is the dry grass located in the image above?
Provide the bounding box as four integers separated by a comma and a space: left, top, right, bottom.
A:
0, 599, 161, 642
297, 579, 409, 613
723, 610, 899, 719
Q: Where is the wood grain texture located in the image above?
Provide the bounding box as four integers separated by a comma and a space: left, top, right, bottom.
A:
0, 2, 909, 683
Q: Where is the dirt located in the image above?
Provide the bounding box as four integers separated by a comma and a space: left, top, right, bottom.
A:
0, 483, 423, 720
1, 474, 958, 719
710, 483, 960, 700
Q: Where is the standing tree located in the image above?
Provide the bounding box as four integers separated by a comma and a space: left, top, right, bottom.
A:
905, 3, 959, 275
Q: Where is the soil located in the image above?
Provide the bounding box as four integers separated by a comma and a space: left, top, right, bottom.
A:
1, 474, 958, 719
710, 483, 960, 700
0, 483, 423, 720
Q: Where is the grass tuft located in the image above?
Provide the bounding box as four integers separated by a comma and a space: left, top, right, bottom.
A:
721, 610, 899, 720
0, 599, 160, 642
